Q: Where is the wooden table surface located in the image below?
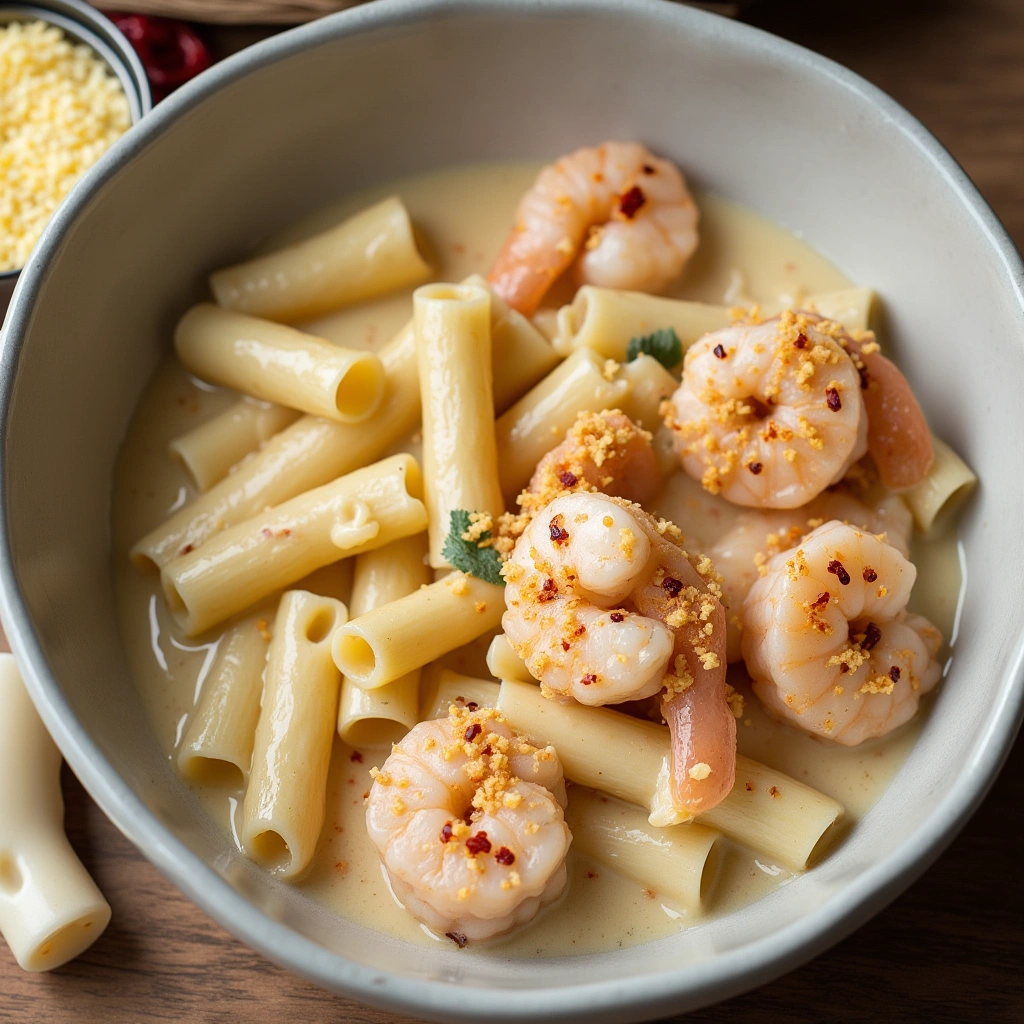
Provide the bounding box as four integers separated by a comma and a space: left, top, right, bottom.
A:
2, 1, 1022, 1021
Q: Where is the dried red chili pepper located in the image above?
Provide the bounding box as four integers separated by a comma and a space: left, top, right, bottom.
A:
108, 13, 212, 101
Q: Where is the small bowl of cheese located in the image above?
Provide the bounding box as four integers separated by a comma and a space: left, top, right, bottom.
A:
0, 0, 151, 315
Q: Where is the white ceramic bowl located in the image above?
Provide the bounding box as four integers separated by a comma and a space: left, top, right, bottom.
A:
1, 1, 1022, 1020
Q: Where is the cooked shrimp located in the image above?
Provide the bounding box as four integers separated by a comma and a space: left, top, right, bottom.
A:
522, 409, 662, 515
488, 142, 699, 316
502, 491, 734, 817
667, 311, 868, 508
741, 520, 941, 744
365, 704, 570, 943
711, 490, 912, 662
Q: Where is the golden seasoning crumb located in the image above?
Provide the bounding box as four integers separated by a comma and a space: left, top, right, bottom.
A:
474, 600, 487, 614
391, 797, 406, 815
618, 527, 637, 559
602, 358, 621, 382
769, 785, 781, 799
257, 618, 272, 641
369, 768, 391, 786
397, 777, 410, 789
457, 886, 471, 901
877, 585, 888, 598
834, 685, 845, 695
688, 762, 712, 781
445, 573, 471, 596
783, 448, 797, 463
725, 684, 745, 718
602, 515, 614, 528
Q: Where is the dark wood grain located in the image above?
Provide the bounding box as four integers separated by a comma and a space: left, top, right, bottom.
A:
1, 1, 1022, 1020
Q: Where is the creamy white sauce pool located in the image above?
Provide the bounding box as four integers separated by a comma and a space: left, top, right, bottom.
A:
111, 161, 962, 958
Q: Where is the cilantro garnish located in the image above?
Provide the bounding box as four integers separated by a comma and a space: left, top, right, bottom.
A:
626, 327, 682, 369
441, 510, 505, 586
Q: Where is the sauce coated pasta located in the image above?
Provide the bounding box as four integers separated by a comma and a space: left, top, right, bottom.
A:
112, 152, 970, 956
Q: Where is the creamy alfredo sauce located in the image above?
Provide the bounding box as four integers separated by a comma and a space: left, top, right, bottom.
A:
111, 161, 963, 957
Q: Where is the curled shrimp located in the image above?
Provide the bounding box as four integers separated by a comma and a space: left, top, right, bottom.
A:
365, 704, 570, 943
711, 489, 913, 662
488, 142, 699, 316
522, 409, 662, 515
502, 491, 734, 817
741, 520, 941, 744
667, 311, 868, 509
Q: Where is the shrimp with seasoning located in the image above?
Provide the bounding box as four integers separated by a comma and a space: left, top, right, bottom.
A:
488, 142, 699, 316
502, 491, 735, 818
667, 310, 868, 509
365, 704, 570, 944
741, 520, 942, 744
711, 489, 912, 662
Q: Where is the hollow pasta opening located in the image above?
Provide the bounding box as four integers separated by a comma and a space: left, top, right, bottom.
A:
343, 716, 408, 748
304, 607, 337, 645
25, 908, 110, 971
699, 838, 721, 904
333, 357, 384, 420
335, 634, 377, 683
249, 830, 293, 875
179, 755, 244, 790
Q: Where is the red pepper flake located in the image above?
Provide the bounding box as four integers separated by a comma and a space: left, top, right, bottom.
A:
713, 343, 727, 359
581, 673, 597, 686
610, 612, 624, 622
862, 567, 877, 583
642, 163, 655, 174
794, 332, 808, 350
549, 515, 570, 544
812, 591, 831, 609
179, 543, 194, 556
466, 701, 479, 711
840, 663, 850, 674
745, 781, 755, 792
769, 785, 781, 798
618, 185, 646, 219
539, 578, 558, 602
586, 871, 599, 879
561, 640, 571, 651
558, 470, 578, 488
889, 665, 901, 683
465, 831, 491, 855
662, 576, 683, 597
349, 751, 363, 763
481, 745, 492, 757
464, 723, 482, 743
862, 622, 882, 650
440, 821, 454, 844
643, 887, 657, 899
574, 623, 586, 636
826, 387, 842, 412
748, 461, 763, 475
495, 847, 516, 866
827, 559, 851, 585
445, 931, 468, 949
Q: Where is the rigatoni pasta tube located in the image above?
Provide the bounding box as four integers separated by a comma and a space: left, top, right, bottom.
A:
800, 287, 874, 331
486, 633, 534, 683
419, 668, 501, 722
241, 592, 346, 878
495, 347, 630, 501
162, 454, 426, 636
902, 436, 976, 535
177, 610, 271, 784
496, 680, 844, 870
133, 301, 552, 571
210, 195, 431, 322
554, 286, 731, 359
619, 354, 679, 431
333, 572, 504, 690
0, 654, 111, 971
169, 399, 300, 492
565, 787, 720, 914
338, 535, 431, 746
174, 304, 385, 423
415, 283, 505, 566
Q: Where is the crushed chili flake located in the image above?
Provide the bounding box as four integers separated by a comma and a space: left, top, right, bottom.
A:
179, 543, 195, 556
465, 831, 492, 855
619, 185, 646, 218
713, 343, 727, 359
495, 847, 516, 866
769, 785, 780, 798
481, 745, 492, 757
610, 612, 624, 622
642, 163, 655, 174
748, 461, 763, 475
464, 723, 482, 743
558, 470, 578, 488
862, 622, 882, 650
445, 931, 468, 949
840, 663, 850, 674
889, 665, 901, 683
827, 559, 851, 585
466, 701, 479, 712
440, 821, 454, 844
662, 576, 683, 597
349, 751, 363, 763
794, 332, 808, 350
561, 640, 571, 651
745, 781, 754, 792
826, 387, 842, 412
586, 871, 598, 879
862, 567, 878, 583
812, 591, 831, 609
574, 623, 587, 636
581, 673, 597, 686
539, 578, 558, 602
549, 515, 570, 544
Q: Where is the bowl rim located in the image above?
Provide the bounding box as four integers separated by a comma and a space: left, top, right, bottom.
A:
1, 0, 1023, 1019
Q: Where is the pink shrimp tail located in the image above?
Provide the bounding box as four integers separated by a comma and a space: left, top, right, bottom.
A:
488, 231, 564, 317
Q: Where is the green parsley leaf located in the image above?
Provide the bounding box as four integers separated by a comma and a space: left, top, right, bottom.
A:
441, 510, 505, 586
625, 327, 682, 369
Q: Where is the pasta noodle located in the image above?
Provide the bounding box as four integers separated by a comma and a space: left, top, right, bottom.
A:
0, 654, 111, 971
337, 535, 431, 746
799, 287, 874, 331
619, 353, 678, 431
902, 435, 977, 535
241, 591, 346, 879
414, 283, 505, 566
554, 286, 732, 359
161, 453, 426, 636
565, 787, 720, 914
495, 347, 631, 501
174, 304, 385, 423
485, 633, 534, 683
168, 398, 300, 492
177, 609, 272, 784
496, 680, 843, 869
210, 195, 431, 322
419, 667, 501, 722
332, 572, 504, 690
